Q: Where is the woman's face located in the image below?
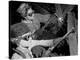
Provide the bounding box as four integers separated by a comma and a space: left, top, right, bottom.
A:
26, 8, 34, 20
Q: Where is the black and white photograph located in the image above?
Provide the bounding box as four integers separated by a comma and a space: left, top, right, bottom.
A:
9, 1, 78, 59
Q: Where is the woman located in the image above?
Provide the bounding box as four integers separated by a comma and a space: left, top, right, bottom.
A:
10, 3, 38, 59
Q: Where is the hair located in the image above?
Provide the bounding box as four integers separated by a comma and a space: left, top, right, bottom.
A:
17, 3, 31, 18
